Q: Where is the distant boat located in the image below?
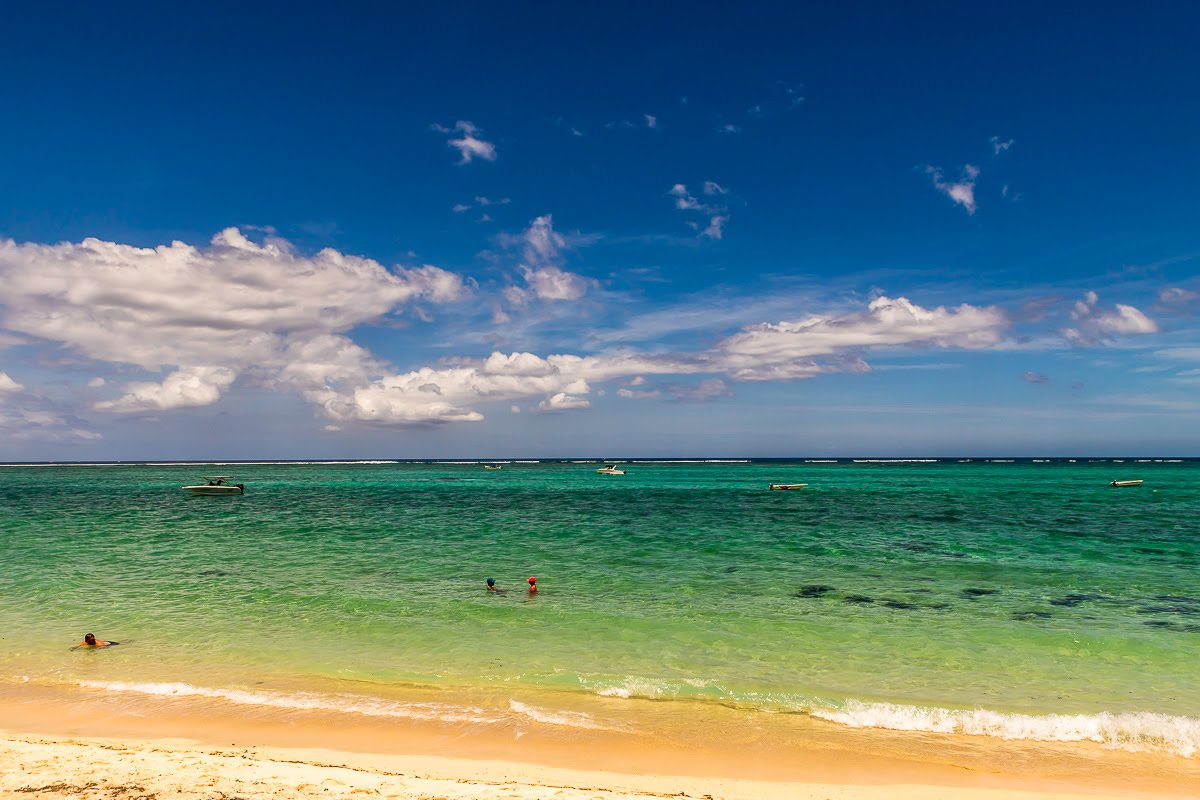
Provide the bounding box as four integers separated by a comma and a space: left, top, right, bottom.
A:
1110, 479, 1143, 487
182, 476, 244, 496
483, 464, 503, 470
596, 464, 627, 475
769, 483, 808, 490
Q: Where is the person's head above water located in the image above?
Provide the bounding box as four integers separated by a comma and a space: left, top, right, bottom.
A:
84, 633, 97, 645
527, 576, 536, 585
486, 578, 495, 587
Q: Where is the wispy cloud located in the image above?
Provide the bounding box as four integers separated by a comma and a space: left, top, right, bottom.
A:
668, 182, 731, 240
925, 164, 980, 214
432, 120, 496, 164
990, 136, 1014, 154
606, 115, 658, 131
1022, 370, 1048, 384
451, 196, 511, 214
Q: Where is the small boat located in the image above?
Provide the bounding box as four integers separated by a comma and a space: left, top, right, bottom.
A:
1110, 479, 1143, 487
483, 464, 503, 470
596, 464, 627, 475
769, 483, 808, 490
182, 476, 245, 496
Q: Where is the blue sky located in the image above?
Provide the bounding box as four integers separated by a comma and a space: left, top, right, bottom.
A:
1, 2, 1198, 459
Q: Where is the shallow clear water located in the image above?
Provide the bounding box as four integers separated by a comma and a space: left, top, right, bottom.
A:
2, 459, 1197, 753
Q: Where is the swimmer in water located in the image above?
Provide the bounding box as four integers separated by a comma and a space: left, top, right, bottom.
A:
75, 633, 118, 648
526, 576, 538, 594
486, 577, 506, 593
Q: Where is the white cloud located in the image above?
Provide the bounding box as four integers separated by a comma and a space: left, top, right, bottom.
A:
537, 392, 591, 412
669, 184, 704, 211
510, 405, 521, 414
716, 124, 741, 134
523, 266, 590, 301
926, 164, 980, 214
990, 136, 1014, 154
1159, 286, 1200, 312
323, 424, 341, 431
720, 296, 1008, 367
669, 184, 731, 239
1022, 371, 1048, 384
0, 228, 464, 373
87, 377, 106, 388
499, 215, 594, 304
701, 215, 728, 240
617, 387, 661, 399
644, 114, 657, 129
1063, 292, 1158, 344
310, 296, 1009, 425
0, 372, 24, 393
0, 228, 466, 419
95, 366, 237, 412
451, 203, 471, 213
434, 120, 496, 164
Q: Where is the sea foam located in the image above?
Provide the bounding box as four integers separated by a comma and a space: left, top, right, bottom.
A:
78, 680, 497, 724
811, 700, 1200, 757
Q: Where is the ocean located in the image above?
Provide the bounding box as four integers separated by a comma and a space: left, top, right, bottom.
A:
1, 459, 1197, 757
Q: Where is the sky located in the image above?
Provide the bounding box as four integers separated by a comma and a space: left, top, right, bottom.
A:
1, 2, 1198, 460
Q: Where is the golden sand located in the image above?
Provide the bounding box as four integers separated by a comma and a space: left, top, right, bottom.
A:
1, 682, 1197, 800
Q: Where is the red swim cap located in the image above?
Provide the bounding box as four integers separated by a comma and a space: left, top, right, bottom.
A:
527, 576, 537, 583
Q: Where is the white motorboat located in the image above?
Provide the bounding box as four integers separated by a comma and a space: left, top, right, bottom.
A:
182, 476, 245, 496
483, 464, 503, 470
769, 483, 808, 490
1110, 479, 1143, 487
596, 464, 626, 475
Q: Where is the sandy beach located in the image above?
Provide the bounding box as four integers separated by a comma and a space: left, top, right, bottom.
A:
3, 732, 1193, 800
3, 682, 1198, 800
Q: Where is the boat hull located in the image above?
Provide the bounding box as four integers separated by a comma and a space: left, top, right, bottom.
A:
182, 486, 244, 496
1110, 480, 1143, 487
769, 483, 808, 490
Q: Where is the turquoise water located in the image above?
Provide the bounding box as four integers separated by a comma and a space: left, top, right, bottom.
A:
1, 459, 1198, 753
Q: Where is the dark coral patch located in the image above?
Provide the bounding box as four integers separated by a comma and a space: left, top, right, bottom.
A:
793, 585, 835, 598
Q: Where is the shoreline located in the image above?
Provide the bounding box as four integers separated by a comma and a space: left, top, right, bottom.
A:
3, 684, 1198, 799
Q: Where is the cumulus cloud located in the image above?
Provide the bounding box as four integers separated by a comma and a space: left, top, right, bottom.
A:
499, 215, 594, 305
433, 120, 496, 164
537, 392, 592, 412
96, 366, 238, 412
926, 164, 980, 214
311, 296, 1009, 425
1063, 291, 1158, 344
0, 228, 466, 420
720, 296, 1008, 365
